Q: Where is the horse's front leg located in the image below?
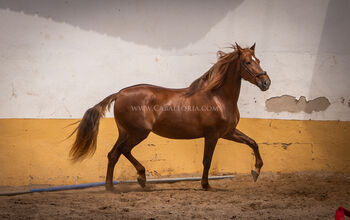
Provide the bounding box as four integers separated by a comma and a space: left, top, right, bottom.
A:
223, 129, 263, 182
201, 137, 218, 190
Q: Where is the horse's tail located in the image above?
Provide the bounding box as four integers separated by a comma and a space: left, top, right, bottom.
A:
69, 93, 118, 161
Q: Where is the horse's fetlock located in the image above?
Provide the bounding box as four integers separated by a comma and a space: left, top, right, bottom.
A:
257, 161, 263, 168
138, 167, 146, 175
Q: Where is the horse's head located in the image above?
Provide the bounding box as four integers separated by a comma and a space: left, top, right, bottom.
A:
236, 43, 271, 91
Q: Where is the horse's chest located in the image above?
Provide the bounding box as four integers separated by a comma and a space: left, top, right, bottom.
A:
217, 106, 239, 132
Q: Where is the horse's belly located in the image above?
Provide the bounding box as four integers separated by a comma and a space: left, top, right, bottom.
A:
152, 131, 202, 139
152, 123, 203, 139
151, 112, 230, 139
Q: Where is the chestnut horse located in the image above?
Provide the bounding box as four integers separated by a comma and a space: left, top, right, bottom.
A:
70, 43, 271, 191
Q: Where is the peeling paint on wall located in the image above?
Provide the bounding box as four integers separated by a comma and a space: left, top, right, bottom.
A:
340, 97, 350, 108
265, 95, 331, 114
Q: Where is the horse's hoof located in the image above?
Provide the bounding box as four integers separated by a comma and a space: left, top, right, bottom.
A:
137, 176, 146, 188
105, 185, 114, 192
201, 183, 212, 191
251, 170, 259, 182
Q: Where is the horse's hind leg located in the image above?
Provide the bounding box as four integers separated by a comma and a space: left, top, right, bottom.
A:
121, 132, 150, 188
105, 136, 126, 191
124, 151, 147, 187
223, 129, 263, 182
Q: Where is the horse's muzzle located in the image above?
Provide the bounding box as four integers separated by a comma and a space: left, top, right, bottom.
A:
257, 75, 271, 91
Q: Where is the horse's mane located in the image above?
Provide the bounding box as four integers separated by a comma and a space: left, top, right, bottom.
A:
185, 47, 239, 96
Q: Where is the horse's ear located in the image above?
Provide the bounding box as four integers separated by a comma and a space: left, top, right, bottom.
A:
250, 43, 256, 51
235, 42, 243, 54
217, 50, 226, 59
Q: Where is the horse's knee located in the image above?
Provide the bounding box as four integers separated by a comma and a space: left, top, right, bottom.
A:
202, 158, 211, 168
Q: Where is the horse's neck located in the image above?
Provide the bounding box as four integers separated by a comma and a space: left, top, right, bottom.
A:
218, 60, 242, 104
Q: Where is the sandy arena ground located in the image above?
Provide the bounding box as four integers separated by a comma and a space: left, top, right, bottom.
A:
0, 171, 349, 219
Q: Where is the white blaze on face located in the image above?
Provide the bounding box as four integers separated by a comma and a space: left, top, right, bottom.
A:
251, 56, 256, 62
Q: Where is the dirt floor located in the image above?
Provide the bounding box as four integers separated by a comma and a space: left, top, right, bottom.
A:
0, 171, 349, 219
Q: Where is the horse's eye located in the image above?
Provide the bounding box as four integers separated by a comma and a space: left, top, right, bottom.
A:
246, 62, 251, 65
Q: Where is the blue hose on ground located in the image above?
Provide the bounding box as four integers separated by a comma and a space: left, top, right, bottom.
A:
0, 175, 235, 196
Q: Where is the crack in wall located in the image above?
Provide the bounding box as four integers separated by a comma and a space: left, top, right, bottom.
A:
260, 142, 292, 150
259, 142, 314, 152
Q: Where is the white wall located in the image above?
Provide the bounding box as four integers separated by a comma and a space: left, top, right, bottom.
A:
0, 0, 349, 120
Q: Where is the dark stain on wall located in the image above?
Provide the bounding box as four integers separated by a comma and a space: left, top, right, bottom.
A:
265, 95, 331, 114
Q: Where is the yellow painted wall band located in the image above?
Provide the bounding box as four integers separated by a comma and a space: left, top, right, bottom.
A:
0, 118, 349, 186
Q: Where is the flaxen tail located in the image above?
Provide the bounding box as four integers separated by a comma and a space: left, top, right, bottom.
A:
69, 93, 117, 161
